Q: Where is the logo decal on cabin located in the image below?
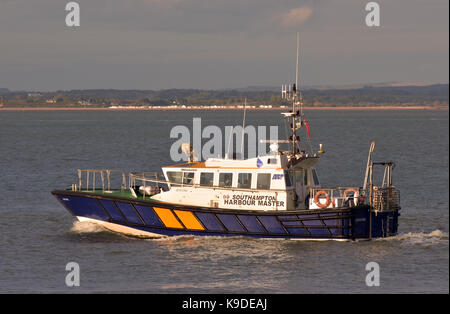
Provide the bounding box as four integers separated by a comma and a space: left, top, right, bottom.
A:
257, 158, 263, 168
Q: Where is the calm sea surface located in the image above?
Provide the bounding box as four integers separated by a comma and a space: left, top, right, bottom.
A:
0, 109, 448, 293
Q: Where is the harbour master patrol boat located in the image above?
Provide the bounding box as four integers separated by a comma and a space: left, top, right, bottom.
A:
52, 40, 401, 241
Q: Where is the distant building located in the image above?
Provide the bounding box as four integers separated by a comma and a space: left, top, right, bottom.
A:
78, 100, 93, 106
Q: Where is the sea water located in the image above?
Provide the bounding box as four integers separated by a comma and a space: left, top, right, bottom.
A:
0, 109, 448, 293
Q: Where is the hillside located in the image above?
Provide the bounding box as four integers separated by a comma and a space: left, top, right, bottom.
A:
0, 84, 448, 108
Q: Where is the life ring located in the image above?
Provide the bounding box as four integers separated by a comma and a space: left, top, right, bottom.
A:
344, 188, 359, 205
314, 190, 331, 209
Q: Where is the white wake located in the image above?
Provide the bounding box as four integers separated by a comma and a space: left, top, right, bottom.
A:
380, 229, 449, 245
70, 221, 108, 234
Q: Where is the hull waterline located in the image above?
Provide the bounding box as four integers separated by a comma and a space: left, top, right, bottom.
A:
53, 190, 399, 240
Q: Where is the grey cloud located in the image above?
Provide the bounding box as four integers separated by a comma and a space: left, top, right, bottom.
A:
0, 0, 317, 33
0, 0, 448, 91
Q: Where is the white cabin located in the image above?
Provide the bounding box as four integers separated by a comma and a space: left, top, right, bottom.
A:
151, 153, 321, 211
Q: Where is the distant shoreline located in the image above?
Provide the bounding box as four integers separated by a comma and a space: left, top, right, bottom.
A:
0, 106, 447, 111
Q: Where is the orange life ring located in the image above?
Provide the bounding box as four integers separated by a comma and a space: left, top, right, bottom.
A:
314, 190, 331, 209
344, 188, 359, 205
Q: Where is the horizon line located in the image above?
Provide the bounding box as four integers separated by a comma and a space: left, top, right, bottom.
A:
2, 82, 448, 93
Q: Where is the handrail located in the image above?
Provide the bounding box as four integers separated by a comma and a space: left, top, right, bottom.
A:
75, 168, 296, 196
77, 169, 126, 191
128, 172, 295, 193
310, 186, 362, 195
372, 186, 400, 211
310, 186, 364, 208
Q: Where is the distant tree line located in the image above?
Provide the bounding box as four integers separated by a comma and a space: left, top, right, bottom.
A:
1, 84, 448, 108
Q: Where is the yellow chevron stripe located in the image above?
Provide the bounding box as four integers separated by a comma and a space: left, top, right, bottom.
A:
153, 207, 183, 229
174, 210, 204, 231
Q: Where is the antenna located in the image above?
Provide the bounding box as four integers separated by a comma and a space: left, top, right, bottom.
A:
296, 32, 299, 93
296, 32, 305, 116
281, 33, 301, 102
226, 126, 233, 159
280, 32, 308, 157
282, 85, 287, 99
240, 98, 247, 156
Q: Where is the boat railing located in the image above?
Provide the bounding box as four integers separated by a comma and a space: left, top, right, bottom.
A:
128, 171, 295, 197
367, 161, 400, 211
74, 169, 127, 192
309, 186, 364, 208
128, 172, 165, 197
372, 186, 401, 211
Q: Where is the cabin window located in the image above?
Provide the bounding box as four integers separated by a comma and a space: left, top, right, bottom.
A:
257, 173, 271, 189
294, 169, 303, 184
238, 173, 252, 189
167, 171, 182, 185
182, 172, 195, 185
284, 170, 292, 187
267, 158, 277, 165
312, 169, 320, 186
200, 172, 214, 186
304, 170, 308, 185
219, 173, 233, 187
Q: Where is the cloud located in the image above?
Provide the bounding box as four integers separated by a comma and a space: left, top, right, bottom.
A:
1, 0, 447, 91
140, 0, 184, 9
276, 6, 314, 27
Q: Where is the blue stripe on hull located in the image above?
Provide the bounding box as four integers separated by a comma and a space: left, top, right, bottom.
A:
133, 204, 164, 227
98, 199, 125, 223
53, 192, 399, 240
58, 195, 110, 221
216, 214, 245, 232
257, 216, 286, 234
196, 212, 225, 231
115, 202, 144, 225
237, 215, 266, 233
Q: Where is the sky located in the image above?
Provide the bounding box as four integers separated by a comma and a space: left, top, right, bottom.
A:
0, 0, 448, 91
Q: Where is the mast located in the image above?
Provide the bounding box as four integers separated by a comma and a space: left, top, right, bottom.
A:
291, 32, 300, 156
296, 32, 299, 94
280, 32, 312, 162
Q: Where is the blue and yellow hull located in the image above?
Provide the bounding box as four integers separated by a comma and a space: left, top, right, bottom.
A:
52, 190, 399, 240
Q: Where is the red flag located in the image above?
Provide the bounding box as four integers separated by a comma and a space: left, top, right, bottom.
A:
304, 119, 311, 137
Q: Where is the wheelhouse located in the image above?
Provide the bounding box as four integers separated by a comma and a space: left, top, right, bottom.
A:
152, 154, 322, 211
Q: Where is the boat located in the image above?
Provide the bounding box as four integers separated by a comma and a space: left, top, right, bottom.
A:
52, 36, 401, 241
